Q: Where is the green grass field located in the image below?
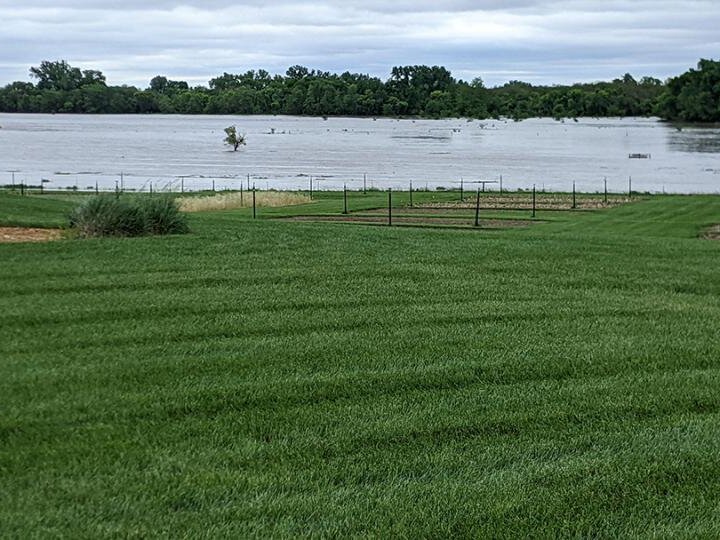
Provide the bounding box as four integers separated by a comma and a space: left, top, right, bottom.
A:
1, 190, 719, 537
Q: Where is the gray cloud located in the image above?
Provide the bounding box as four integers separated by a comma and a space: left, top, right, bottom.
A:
0, 1, 718, 88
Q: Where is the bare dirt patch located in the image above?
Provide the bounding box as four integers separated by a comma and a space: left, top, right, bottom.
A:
284, 215, 537, 229
0, 227, 63, 243
702, 224, 720, 240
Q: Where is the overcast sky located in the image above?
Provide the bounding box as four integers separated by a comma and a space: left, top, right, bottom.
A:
0, 0, 718, 88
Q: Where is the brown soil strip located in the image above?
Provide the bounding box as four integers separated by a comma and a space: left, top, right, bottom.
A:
284, 215, 536, 228
0, 227, 63, 243
703, 224, 720, 240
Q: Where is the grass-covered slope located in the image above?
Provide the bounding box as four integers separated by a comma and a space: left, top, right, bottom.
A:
1, 195, 719, 537
0, 192, 78, 228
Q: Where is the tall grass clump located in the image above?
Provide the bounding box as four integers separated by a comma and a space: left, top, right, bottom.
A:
140, 196, 190, 235
69, 195, 189, 237
178, 191, 310, 212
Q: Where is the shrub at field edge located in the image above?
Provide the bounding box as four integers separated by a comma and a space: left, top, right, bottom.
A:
69, 195, 189, 238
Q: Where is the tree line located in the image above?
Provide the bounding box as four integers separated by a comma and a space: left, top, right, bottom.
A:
1, 59, 717, 121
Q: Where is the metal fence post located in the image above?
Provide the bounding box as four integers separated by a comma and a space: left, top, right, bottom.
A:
604, 177, 608, 204
532, 184, 536, 218
388, 188, 392, 226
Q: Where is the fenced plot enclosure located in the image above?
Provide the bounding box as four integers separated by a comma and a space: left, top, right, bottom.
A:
2, 180, 641, 232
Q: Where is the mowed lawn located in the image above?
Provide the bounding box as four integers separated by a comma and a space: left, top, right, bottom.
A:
1, 192, 719, 537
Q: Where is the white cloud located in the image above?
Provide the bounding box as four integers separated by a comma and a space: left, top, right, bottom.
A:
0, 0, 718, 87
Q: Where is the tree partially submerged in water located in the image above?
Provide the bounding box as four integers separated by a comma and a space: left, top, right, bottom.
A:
224, 125, 246, 151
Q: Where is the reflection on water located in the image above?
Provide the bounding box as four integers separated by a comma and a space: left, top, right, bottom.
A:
1, 114, 719, 193
668, 124, 720, 154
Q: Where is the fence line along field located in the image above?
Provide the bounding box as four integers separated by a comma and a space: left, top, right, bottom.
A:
0, 189, 719, 537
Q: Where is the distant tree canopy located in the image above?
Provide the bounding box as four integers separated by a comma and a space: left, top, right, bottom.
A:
655, 59, 720, 122
29, 60, 106, 91
1, 58, 717, 122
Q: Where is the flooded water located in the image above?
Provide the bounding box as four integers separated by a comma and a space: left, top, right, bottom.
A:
1, 113, 719, 194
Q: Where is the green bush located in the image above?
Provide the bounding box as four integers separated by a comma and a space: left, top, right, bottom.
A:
139, 196, 190, 235
69, 196, 145, 237
69, 195, 189, 238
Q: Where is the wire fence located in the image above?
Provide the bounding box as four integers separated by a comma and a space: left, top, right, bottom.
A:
2, 169, 705, 197
0, 169, 667, 230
